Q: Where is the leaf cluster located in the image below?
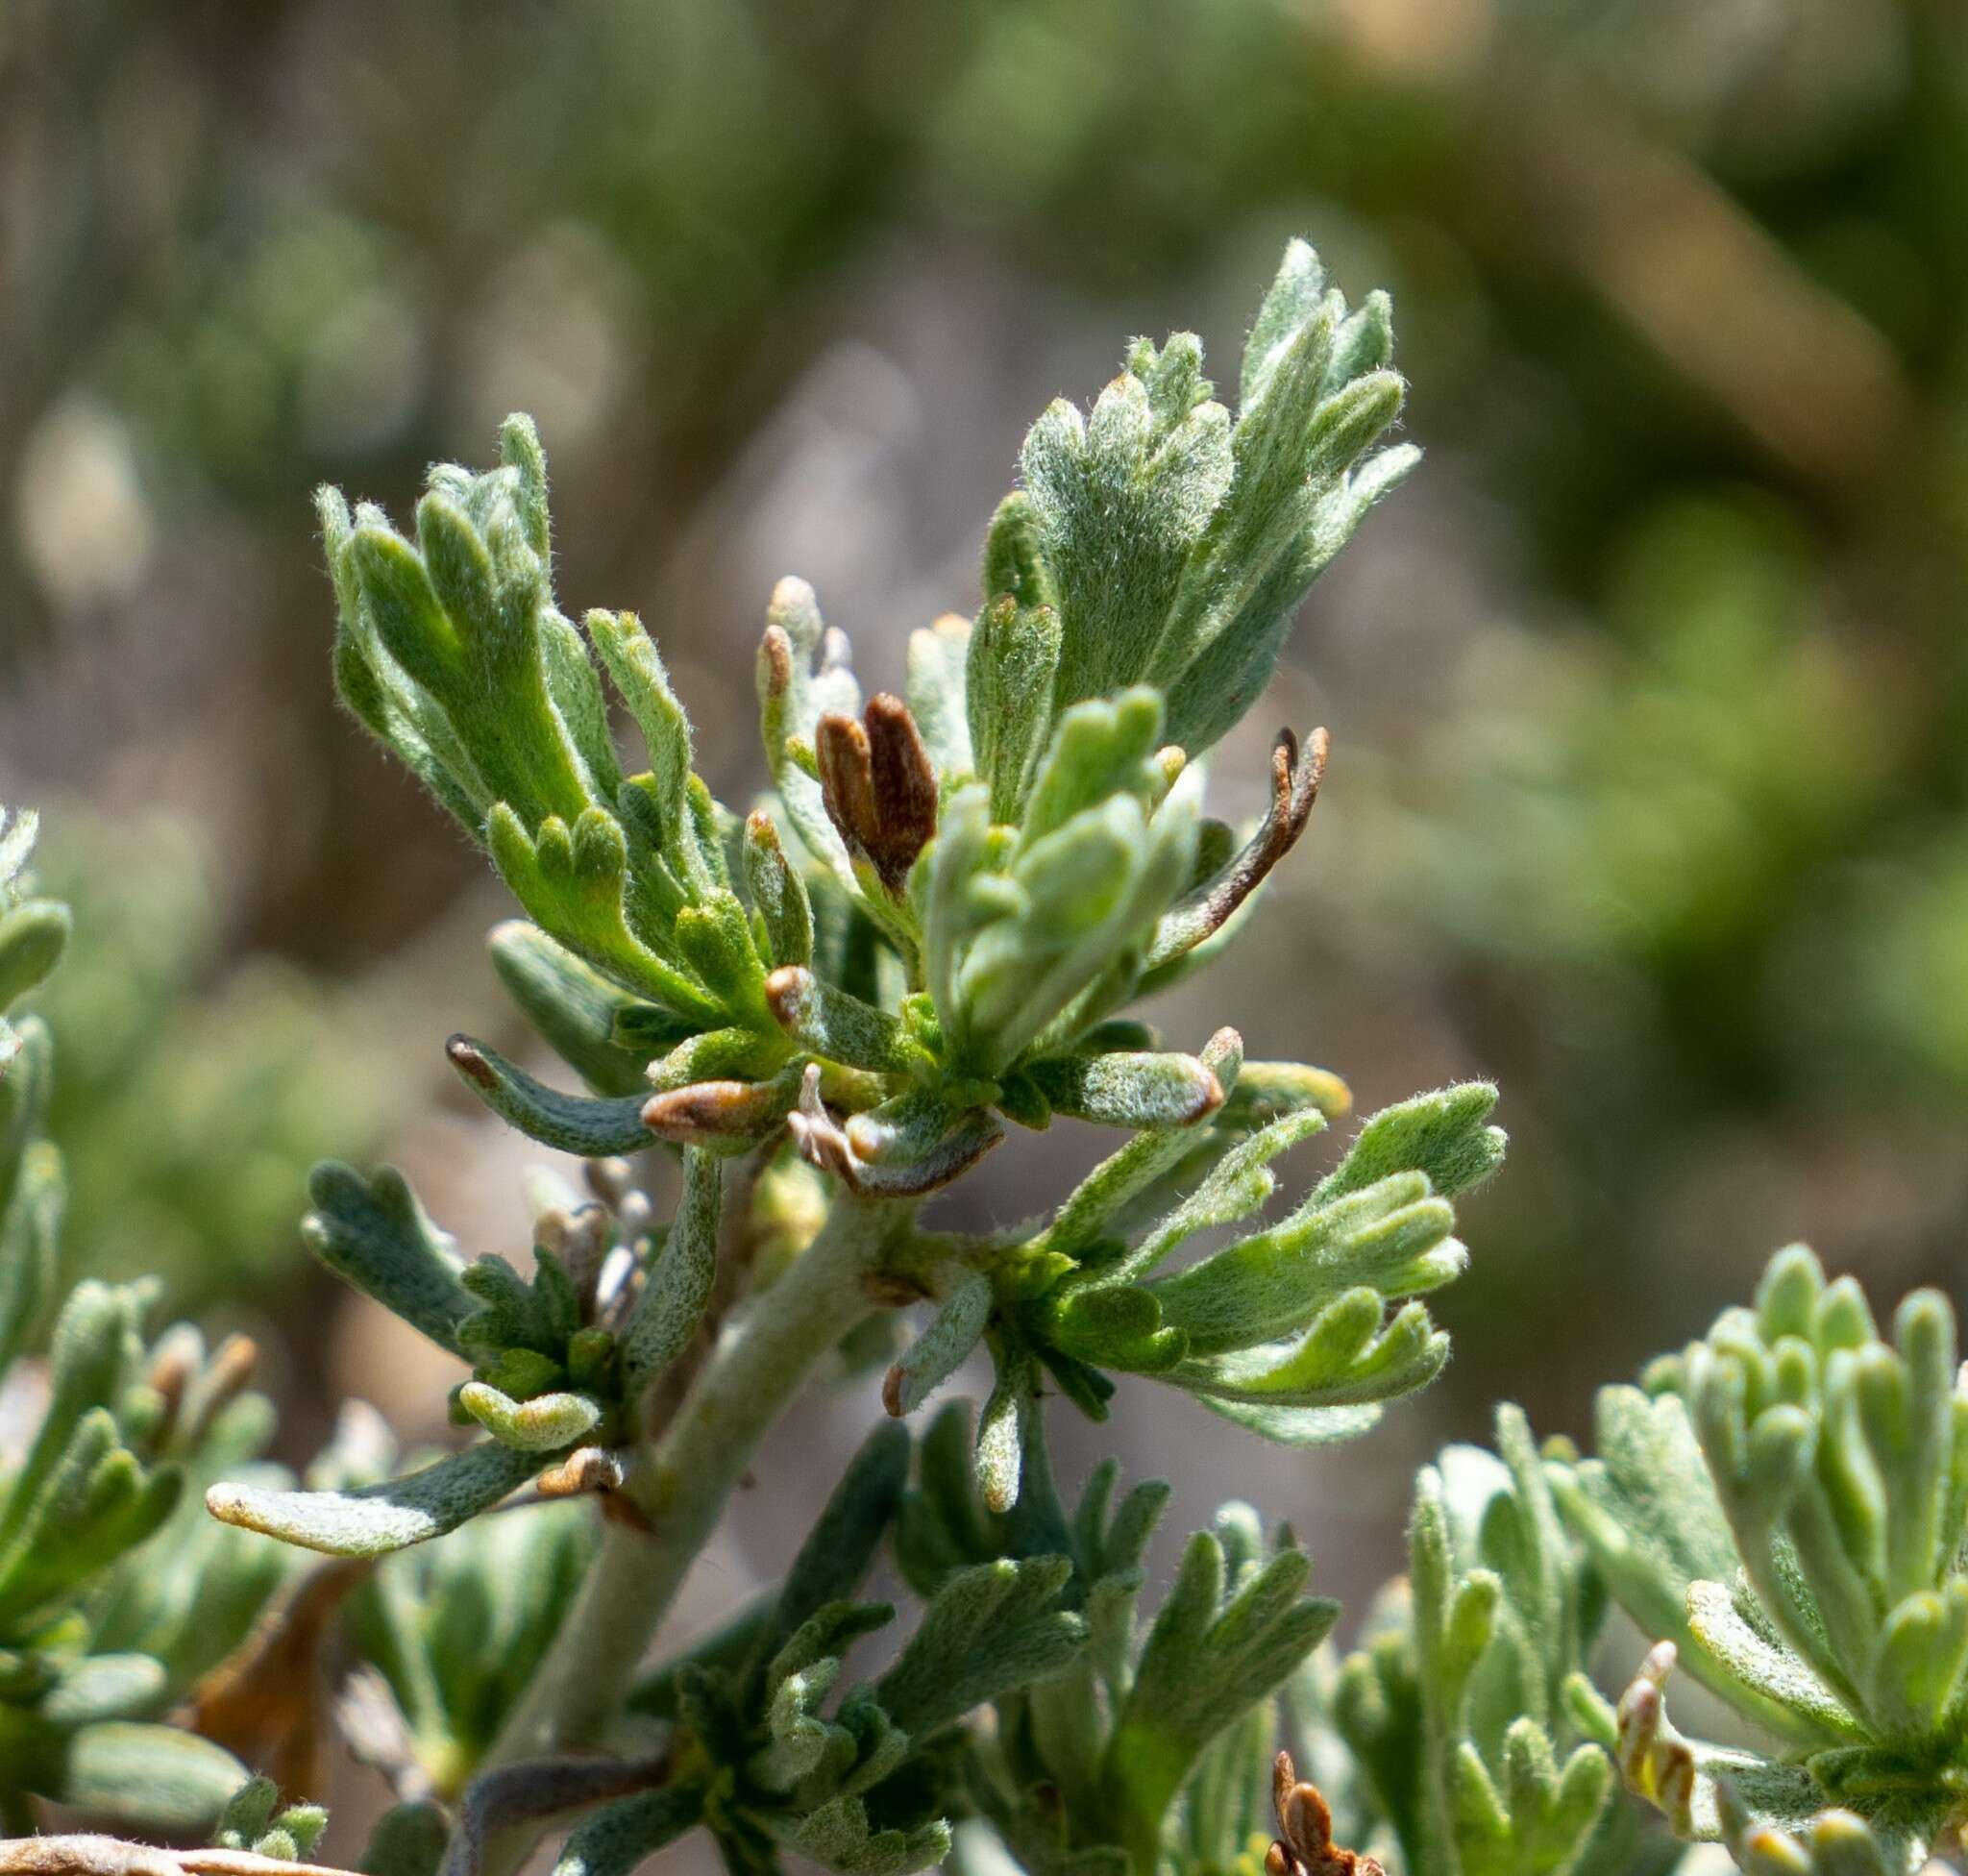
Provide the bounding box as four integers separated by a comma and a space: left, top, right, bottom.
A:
0, 816, 301, 1835
1535, 1247, 1968, 1871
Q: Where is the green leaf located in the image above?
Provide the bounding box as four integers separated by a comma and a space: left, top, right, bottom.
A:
487, 802, 723, 1022
1025, 1049, 1224, 1129
488, 918, 676, 1098
873, 1555, 1085, 1737
1145, 1170, 1462, 1357
37, 1653, 168, 1728
457, 1383, 604, 1452
303, 1162, 477, 1358
0, 898, 68, 1011
967, 596, 1061, 824
752, 1422, 911, 1687
790, 1795, 950, 1876
1099, 1524, 1336, 1869
206, 1439, 545, 1557
1020, 363, 1231, 717
585, 610, 694, 822
553, 1787, 706, 1876
884, 1275, 995, 1419
758, 576, 862, 890
212, 1772, 281, 1849
0, 1139, 62, 1372
446, 1034, 655, 1157
361, 1802, 451, 1876
621, 1148, 722, 1400
765, 966, 922, 1074
742, 811, 815, 971
48, 1721, 250, 1833
1316, 1083, 1506, 1204
907, 612, 974, 778
0, 1279, 145, 1552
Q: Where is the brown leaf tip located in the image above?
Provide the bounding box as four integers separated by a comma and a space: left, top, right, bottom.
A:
1269, 1750, 1386, 1876
764, 964, 814, 1031
445, 1034, 496, 1088
817, 694, 938, 894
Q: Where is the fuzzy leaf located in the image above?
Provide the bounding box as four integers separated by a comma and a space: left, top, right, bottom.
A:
885, 1276, 995, 1419
620, 1148, 722, 1400
552, 1787, 706, 1876
303, 1163, 477, 1358
207, 1439, 544, 1556
873, 1555, 1086, 1737
488, 919, 676, 1098
446, 1035, 655, 1157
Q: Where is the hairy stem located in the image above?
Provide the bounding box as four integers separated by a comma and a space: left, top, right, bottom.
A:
469, 1189, 899, 1861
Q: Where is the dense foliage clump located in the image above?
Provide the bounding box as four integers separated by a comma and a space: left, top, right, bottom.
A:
2, 243, 1959, 1876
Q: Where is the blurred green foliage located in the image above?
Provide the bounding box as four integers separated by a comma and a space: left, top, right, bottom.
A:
29, 815, 396, 1305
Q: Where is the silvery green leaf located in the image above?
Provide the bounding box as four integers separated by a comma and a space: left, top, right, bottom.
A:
620, 1147, 722, 1400
1018, 691, 1168, 848
750, 1423, 910, 1690
1681, 1580, 1858, 1739
297, 1165, 496, 1354
0, 1279, 147, 1549
1099, 1528, 1336, 1869
1100, 1105, 1329, 1287
966, 597, 1060, 823
1145, 1170, 1463, 1357
884, 1275, 995, 1419
742, 810, 815, 971
1169, 1292, 1449, 1411
37, 1652, 167, 1727
457, 1382, 604, 1452
0, 1016, 54, 1212
789, 1795, 950, 1876
873, 1554, 1084, 1737
210, 1772, 281, 1850
445, 1034, 655, 1157
206, 1438, 545, 1557
552, 1787, 706, 1876
488, 918, 676, 1098
584, 609, 694, 833
973, 1345, 1038, 1515
362, 1803, 452, 1876
0, 1138, 62, 1373
758, 575, 861, 890
764, 966, 923, 1074
1195, 1397, 1384, 1446
1025, 1049, 1224, 1130
486, 802, 723, 1023
1316, 1082, 1506, 1204
1033, 1028, 1245, 1266
1019, 361, 1231, 717
456, 1246, 578, 1362
1715, 1786, 1903, 1876
906, 613, 974, 778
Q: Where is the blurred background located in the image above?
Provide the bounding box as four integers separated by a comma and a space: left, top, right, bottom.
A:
5, 0, 1968, 1833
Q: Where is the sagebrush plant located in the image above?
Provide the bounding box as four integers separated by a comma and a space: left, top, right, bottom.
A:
1, 241, 1959, 1876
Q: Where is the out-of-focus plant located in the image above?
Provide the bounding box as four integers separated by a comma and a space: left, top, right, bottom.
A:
0, 808, 306, 1836
31, 815, 397, 1303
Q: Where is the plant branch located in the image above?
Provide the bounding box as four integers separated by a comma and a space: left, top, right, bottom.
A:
467, 1188, 904, 1867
